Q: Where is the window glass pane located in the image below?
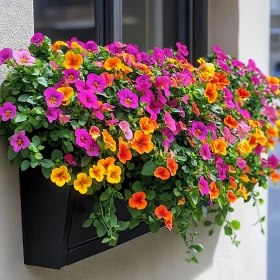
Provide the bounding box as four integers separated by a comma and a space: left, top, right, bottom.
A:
122, 0, 178, 51
34, 0, 96, 42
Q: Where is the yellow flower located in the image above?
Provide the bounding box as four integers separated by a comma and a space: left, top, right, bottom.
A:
238, 140, 252, 155
74, 173, 92, 194
106, 164, 121, 184
50, 166, 71, 187
89, 165, 105, 182
240, 174, 250, 183
238, 184, 248, 200
102, 129, 116, 152
97, 157, 116, 175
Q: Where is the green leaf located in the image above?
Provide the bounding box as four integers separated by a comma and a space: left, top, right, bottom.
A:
38, 77, 48, 87
149, 221, 160, 233
173, 188, 181, 197
160, 192, 171, 201
100, 191, 110, 201
32, 135, 40, 147
141, 161, 156, 176
101, 238, 111, 243
18, 94, 30, 102
96, 223, 107, 238
82, 219, 93, 228
128, 207, 140, 218
118, 221, 129, 231
132, 181, 143, 192
41, 167, 52, 179
81, 155, 92, 167
40, 159, 54, 168
14, 113, 27, 123
146, 189, 156, 200
129, 218, 139, 229
21, 160, 31, 171
8, 147, 18, 160
59, 128, 70, 138
51, 149, 63, 161
190, 244, 204, 253
224, 226, 233, 235
115, 191, 123, 200
231, 220, 240, 230
204, 220, 212, 227
110, 214, 118, 227
209, 229, 214, 236
124, 189, 132, 201
50, 131, 59, 141
215, 214, 225, 226
127, 163, 135, 170
187, 192, 198, 207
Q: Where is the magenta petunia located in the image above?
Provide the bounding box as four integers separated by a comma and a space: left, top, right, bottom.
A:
237, 157, 246, 169
164, 111, 176, 132
64, 154, 77, 167
13, 50, 35, 66
268, 155, 279, 169
86, 139, 100, 157
75, 128, 92, 149
77, 90, 98, 109
151, 52, 164, 66
254, 144, 264, 156
140, 92, 164, 120
0, 102, 16, 121
86, 73, 106, 93
223, 126, 235, 144
45, 108, 61, 123
199, 143, 212, 160
176, 42, 188, 56
44, 87, 64, 108
84, 41, 98, 53
30, 33, 44, 46
155, 76, 171, 97
198, 176, 209, 196
135, 75, 152, 94
10, 131, 30, 152
63, 68, 80, 84
117, 88, 139, 109
191, 121, 208, 141
182, 95, 189, 104
0, 48, 13, 65
105, 113, 119, 128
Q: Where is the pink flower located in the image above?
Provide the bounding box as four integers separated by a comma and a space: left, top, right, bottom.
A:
0, 48, 13, 65
13, 50, 35, 66
64, 154, 77, 167
216, 59, 231, 72
58, 114, 71, 125
162, 128, 174, 151
268, 155, 279, 169
0, 102, 16, 121
75, 80, 92, 92
44, 88, 64, 108
117, 88, 139, 109
46, 108, 61, 123
10, 131, 30, 152
155, 76, 171, 97
119, 121, 133, 140
199, 143, 212, 160
223, 126, 235, 144
50, 61, 61, 71
236, 121, 252, 139
77, 90, 98, 109
254, 144, 264, 156
84, 41, 98, 53
89, 126, 101, 140
30, 33, 44, 46
198, 176, 209, 196
63, 68, 80, 84
182, 95, 189, 104
191, 121, 208, 141
237, 157, 246, 169
75, 128, 92, 149
86, 139, 100, 157
86, 73, 106, 93
105, 113, 119, 128
135, 75, 152, 94
176, 42, 188, 56
164, 111, 176, 132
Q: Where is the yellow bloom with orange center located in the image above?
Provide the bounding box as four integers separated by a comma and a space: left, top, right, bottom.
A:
89, 165, 105, 182
106, 164, 122, 184
63, 51, 83, 70
104, 57, 122, 71
50, 166, 71, 187
248, 120, 260, 128
209, 181, 220, 199
267, 76, 279, 85
276, 120, 280, 131
139, 117, 158, 135
98, 157, 116, 175
131, 130, 154, 154
248, 134, 258, 148
266, 138, 276, 150
238, 140, 252, 155
266, 127, 278, 138
238, 184, 248, 200
102, 129, 116, 152
74, 173, 92, 194
204, 83, 218, 103
71, 42, 83, 52
57, 87, 74, 105
240, 174, 250, 183
50, 40, 67, 53
211, 138, 227, 155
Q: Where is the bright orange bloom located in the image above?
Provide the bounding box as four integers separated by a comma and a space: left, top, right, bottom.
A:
89, 165, 105, 182
211, 138, 227, 155
139, 117, 157, 135
238, 140, 252, 155
117, 140, 132, 164
209, 181, 220, 199
178, 197, 186, 205
229, 176, 237, 189
57, 87, 74, 105
100, 72, 114, 87
249, 120, 260, 128
270, 170, 280, 183
224, 115, 238, 128
165, 218, 173, 231
276, 120, 280, 131
266, 127, 278, 138
267, 76, 279, 85
131, 130, 154, 154
251, 177, 258, 184
237, 88, 251, 98
102, 129, 116, 152
210, 72, 230, 90
119, 64, 133, 75
97, 157, 116, 175
74, 173, 92, 194
167, 156, 178, 176
129, 192, 148, 210
227, 190, 237, 203
63, 51, 83, 70
50, 41, 67, 53
244, 164, 251, 174
50, 166, 71, 187
228, 165, 236, 173
204, 83, 218, 103
104, 57, 122, 71
238, 184, 248, 200
240, 174, 250, 183
155, 205, 173, 220
192, 102, 200, 116
267, 138, 276, 150
106, 164, 122, 184
249, 134, 258, 148
89, 126, 101, 140
154, 167, 170, 180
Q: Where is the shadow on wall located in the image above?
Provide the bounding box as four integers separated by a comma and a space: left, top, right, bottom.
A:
24, 224, 221, 280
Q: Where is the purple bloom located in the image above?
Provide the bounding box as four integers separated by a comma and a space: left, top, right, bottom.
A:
13, 50, 35, 66
77, 90, 98, 109
125, 44, 141, 60
75, 80, 91, 92
140, 92, 164, 120
106, 42, 124, 55
182, 95, 189, 104
54, 77, 68, 89
216, 158, 228, 180
235, 102, 251, 120
198, 176, 209, 196
254, 144, 264, 156
175, 72, 191, 87
30, 33, 44, 46
10, 131, 30, 152
0, 102, 16, 121
151, 52, 165, 66
216, 59, 231, 72
208, 122, 217, 140
155, 76, 171, 97
84, 41, 98, 53
44, 87, 64, 108
164, 111, 176, 132
199, 143, 212, 160
251, 76, 260, 85
86, 139, 100, 157
164, 48, 173, 58
63, 68, 80, 84
213, 45, 228, 60
46, 108, 61, 123
232, 59, 244, 69
0, 48, 13, 65
191, 121, 208, 140
176, 42, 188, 56
75, 128, 92, 149
140, 52, 150, 64
237, 157, 246, 169
223, 88, 235, 109
86, 73, 106, 93
135, 75, 152, 94
236, 121, 252, 139
162, 128, 175, 151
268, 155, 279, 169
117, 88, 138, 109
223, 126, 235, 144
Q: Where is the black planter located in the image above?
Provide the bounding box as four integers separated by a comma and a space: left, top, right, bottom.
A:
19, 168, 150, 269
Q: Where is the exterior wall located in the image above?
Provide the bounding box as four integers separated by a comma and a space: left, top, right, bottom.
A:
0, 0, 269, 279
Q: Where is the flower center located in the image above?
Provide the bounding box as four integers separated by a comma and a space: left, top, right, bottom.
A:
125, 98, 132, 105
20, 57, 27, 64
5, 110, 11, 117
16, 139, 23, 146
110, 171, 117, 179
93, 82, 99, 88
80, 136, 85, 143
195, 129, 201, 136
68, 75, 74, 81
49, 96, 57, 105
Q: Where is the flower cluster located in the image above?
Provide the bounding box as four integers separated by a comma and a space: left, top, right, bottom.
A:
0, 34, 279, 261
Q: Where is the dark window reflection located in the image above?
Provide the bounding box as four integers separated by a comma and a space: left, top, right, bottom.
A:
122, 0, 178, 51
34, 0, 96, 42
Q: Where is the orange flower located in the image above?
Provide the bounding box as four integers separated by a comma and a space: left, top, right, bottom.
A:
228, 165, 236, 173
131, 130, 154, 154
270, 170, 280, 183
204, 83, 218, 103
229, 176, 237, 189
89, 126, 101, 140
266, 127, 278, 138
119, 64, 133, 75
104, 57, 122, 71
224, 115, 238, 128
211, 138, 227, 155
74, 173, 92, 194
155, 205, 173, 220
97, 157, 116, 175
102, 129, 116, 152
251, 177, 258, 184
237, 88, 251, 98
129, 192, 148, 210
266, 138, 276, 150
165, 218, 173, 231
178, 197, 186, 205
267, 76, 279, 85
139, 117, 158, 135
117, 140, 132, 164
238, 184, 248, 200
89, 165, 105, 182
63, 51, 83, 70
71, 42, 83, 51
209, 181, 220, 199
50, 166, 71, 187
249, 134, 258, 148
210, 72, 230, 90
238, 140, 252, 155
167, 156, 178, 176
227, 190, 237, 203
100, 72, 114, 87
249, 120, 260, 128
154, 167, 170, 180
192, 102, 200, 116
240, 174, 250, 183
276, 120, 280, 131
57, 87, 74, 105
244, 164, 251, 174
106, 164, 122, 184
50, 40, 67, 53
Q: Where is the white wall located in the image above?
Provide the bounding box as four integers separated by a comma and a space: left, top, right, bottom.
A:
0, 0, 269, 279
